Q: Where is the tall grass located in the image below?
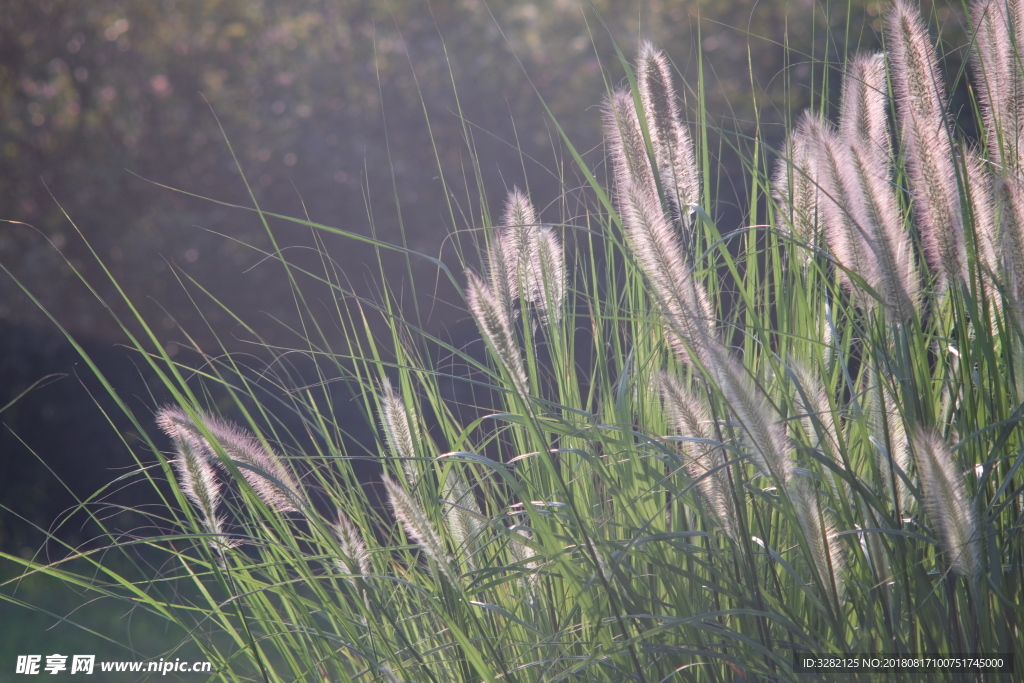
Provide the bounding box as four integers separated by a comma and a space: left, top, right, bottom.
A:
4, 1, 1024, 680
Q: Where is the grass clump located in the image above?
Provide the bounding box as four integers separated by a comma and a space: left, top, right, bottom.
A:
4, 1, 1024, 680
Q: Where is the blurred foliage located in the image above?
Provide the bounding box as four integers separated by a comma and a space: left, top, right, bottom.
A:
0, 0, 917, 348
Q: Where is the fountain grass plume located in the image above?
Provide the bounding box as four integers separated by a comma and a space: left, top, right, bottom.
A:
840, 53, 892, 159
772, 113, 823, 259
495, 187, 536, 308
383, 474, 457, 586
789, 359, 841, 463
867, 366, 914, 515
711, 350, 793, 486
441, 468, 483, 572
605, 80, 714, 365
966, 149, 1001, 299
533, 225, 566, 324
488, 188, 565, 324
970, 0, 1024, 170
637, 41, 700, 222
836, 53, 921, 322
333, 508, 371, 585
606, 89, 656, 196
997, 175, 1024, 333
887, 0, 967, 291
660, 373, 737, 540
618, 175, 716, 365
156, 407, 231, 550
156, 406, 302, 513
849, 138, 921, 321
805, 115, 882, 311
911, 429, 981, 579
789, 475, 846, 611
379, 377, 421, 488
465, 269, 530, 404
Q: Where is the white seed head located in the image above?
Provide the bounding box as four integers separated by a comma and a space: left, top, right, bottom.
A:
661, 373, 737, 539
887, 0, 967, 290
157, 406, 301, 514
383, 475, 457, 585
379, 377, 420, 487
911, 429, 980, 579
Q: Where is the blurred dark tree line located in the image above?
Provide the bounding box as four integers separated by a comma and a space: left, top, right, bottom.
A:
2, 0, 953, 552
0, 0, 901, 344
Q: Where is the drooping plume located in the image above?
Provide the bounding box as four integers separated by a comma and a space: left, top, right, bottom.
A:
157, 406, 302, 513
911, 429, 980, 579
637, 41, 701, 221
383, 475, 457, 585
442, 468, 484, 572
789, 360, 841, 465
712, 351, 793, 485
887, 0, 967, 291
661, 373, 737, 539
789, 476, 846, 610
466, 270, 530, 403
867, 367, 913, 514
156, 407, 231, 550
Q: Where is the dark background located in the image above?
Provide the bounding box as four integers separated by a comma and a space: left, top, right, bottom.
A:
3, 0, 952, 557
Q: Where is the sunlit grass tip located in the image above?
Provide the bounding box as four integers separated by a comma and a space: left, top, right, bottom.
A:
379, 377, 421, 488
155, 406, 302, 514
637, 40, 700, 222
887, 0, 966, 291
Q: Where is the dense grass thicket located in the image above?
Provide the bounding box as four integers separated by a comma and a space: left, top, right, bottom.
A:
4, 0, 1024, 680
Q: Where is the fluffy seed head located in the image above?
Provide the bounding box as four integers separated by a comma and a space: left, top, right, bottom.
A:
773, 115, 824, 256
840, 53, 892, 159
867, 367, 913, 514
383, 475, 457, 585
789, 476, 846, 610
661, 373, 737, 539
490, 190, 566, 324
637, 41, 701, 220
711, 351, 792, 485
157, 406, 301, 513
966, 150, 1002, 317
157, 407, 231, 549
333, 508, 371, 582
805, 115, 882, 310
380, 377, 420, 487
887, 0, 967, 290
613, 157, 715, 365
466, 270, 530, 403
606, 88, 656, 196
998, 175, 1024, 331
969, 0, 1024, 169
442, 468, 483, 571
911, 429, 980, 579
